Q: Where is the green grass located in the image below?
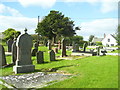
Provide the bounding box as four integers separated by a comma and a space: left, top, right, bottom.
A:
44, 56, 118, 88
0, 45, 118, 88
0, 84, 8, 89
1, 41, 7, 52
107, 50, 118, 53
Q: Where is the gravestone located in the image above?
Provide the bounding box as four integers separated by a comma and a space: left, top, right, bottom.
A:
90, 42, 92, 46
31, 49, 38, 56
49, 50, 55, 61
13, 29, 35, 74
34, 41, 39, 50
96, 47, 100, 56
54, 48, 58, 54
61, 38, 67, 57
72, 44, 79, 52
83, 43, 87, 52
36, 51, 44, 64
101, 50, 107, 56
7, 39, 13, 52
48, 40, 52, 50
12, 38, 17, 64
0, 44, 7, 67
31, 41, 39, 56
72, 41, 75, 52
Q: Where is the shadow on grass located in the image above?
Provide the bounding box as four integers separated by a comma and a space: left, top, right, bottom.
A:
34, 65, 74, 72
1, 63, 14, 68
51, 59, 65, 62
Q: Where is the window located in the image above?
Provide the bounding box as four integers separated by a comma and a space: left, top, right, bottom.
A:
108, 39, 110, 42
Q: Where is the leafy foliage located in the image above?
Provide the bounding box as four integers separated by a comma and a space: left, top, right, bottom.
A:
2, 28, 21, 41
96, 41, 102, 46
117, 25, 120, 45
36, 10, 76, 40
89, 35, 94, 42
66, 35, 83, 45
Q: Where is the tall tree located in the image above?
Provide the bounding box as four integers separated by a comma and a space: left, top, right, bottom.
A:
88, 35, 94, 42
2, 28, 21, 41
116, 25, 120, 46
36, 10, 76, 56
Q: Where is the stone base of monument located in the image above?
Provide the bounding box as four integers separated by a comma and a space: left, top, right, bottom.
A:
13, 65, 35, 74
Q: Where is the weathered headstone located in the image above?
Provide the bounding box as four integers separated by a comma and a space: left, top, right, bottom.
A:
31, 41, 39, 56
61, 38, 67, 57
83, 43, 87, 52
101, 49, 107, 56
96, 47, 100, 56
7, 39, 13, 52
89, 42, 92, 46
49, 50, 55, 61
0, 44, 7, 67
13, 29, 35, 74
72, 44, 79, 52
36, 51, 44, 64
34, 41, 39, 50
31, 49, 38, 56
12, 38, 17, 64
48, 40, 52, 50
54, 48, 58, 54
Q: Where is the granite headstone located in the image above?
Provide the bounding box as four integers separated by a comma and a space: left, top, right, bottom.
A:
0, 44, 7, 67
12, 38, 17, 64
13, 29, 35, 74
36, 51, 44, 64
49, 50, 55, 61
7, 39, 13, 52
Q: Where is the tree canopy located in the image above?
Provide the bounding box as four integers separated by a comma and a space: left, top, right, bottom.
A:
117, 25, 120, 45
88, 35, 94, 42
35, 10, 76, 40
2, 28, 21, 41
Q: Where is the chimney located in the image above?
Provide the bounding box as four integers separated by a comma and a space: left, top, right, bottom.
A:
104, 33, 106, 38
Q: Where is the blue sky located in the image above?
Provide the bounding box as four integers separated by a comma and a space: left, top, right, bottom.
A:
0, 0, 118, 40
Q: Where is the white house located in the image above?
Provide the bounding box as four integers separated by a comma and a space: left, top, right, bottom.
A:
102, 34, 117, 46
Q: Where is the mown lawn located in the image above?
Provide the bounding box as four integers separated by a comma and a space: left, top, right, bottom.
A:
0, 45, 118, 88
107, 50, 118, 53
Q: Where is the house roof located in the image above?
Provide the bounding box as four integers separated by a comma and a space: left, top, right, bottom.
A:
92, 37, 103, 42
110, 34, 117, 40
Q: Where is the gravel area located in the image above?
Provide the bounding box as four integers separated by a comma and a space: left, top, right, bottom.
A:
106, 53, 119, 56
0, 72, 71, 88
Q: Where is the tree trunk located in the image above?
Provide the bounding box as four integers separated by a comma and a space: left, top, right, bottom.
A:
48, 40, 52, 50
61, 38, 67, 57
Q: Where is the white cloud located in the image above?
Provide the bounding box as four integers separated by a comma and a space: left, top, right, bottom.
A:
0, 4, 22, 17
18, 0, 56, 8
1, 0, 118, 13
1, 0, 17, 2
64, 0, 118, 13
101, 2, 118, 13
76, 18, 118, 40
0, 16, 38, 34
